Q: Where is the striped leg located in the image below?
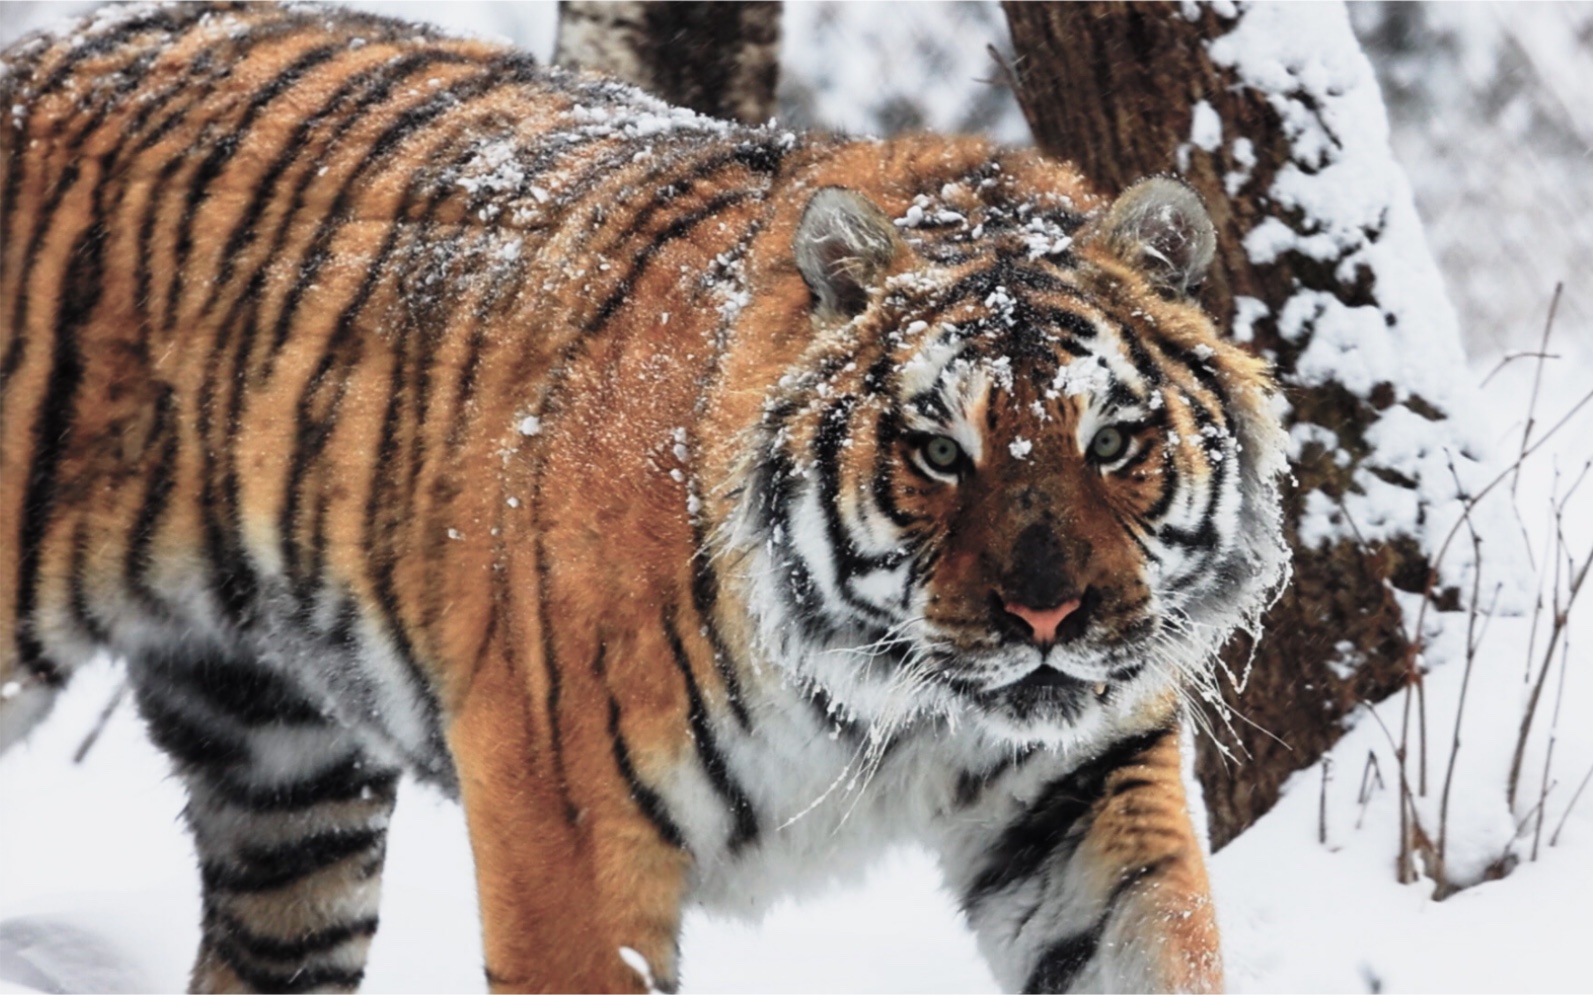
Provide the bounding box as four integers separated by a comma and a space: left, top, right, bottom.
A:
130, 649, 401, 994
946, 725, 1221, 994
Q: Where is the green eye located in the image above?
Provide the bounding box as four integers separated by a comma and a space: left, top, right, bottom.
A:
922, 435, 964, 471
1090, 425, 1127, 462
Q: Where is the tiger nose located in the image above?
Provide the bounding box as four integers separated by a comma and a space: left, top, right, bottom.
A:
1003, 597, 1084, 646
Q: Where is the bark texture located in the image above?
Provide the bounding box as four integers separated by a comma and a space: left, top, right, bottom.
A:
1004, 2, 1444, 848
555, 2, 782, 125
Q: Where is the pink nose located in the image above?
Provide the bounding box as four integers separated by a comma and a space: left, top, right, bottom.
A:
1004, 598, 1083, 645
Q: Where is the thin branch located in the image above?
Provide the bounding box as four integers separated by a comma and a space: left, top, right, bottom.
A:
1532, 629, 1575, 860
72, 680, 127, 765
1549, 760, 1593, 847
1437, 468, 1485, 866
1512, 281, 1563, 498
1478, 350, 1562, 388
1319, 755, 1333, 846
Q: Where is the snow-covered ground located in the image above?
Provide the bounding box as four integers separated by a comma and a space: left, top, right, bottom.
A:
3, 3, 1591, 993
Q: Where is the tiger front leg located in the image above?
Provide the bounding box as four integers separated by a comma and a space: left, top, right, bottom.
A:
447, 638, 690, 994
946, 725, 1221, 994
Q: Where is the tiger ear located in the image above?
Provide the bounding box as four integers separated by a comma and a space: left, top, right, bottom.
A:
1095, 177, 1217, 297
794, 187, 901, 320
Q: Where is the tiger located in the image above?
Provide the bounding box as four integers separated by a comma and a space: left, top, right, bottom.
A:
0, 3, 1290, 993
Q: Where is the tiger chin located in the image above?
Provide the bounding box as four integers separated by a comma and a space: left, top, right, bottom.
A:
0, 4, 1289, 994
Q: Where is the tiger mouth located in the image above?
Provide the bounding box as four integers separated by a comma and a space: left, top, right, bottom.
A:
1007, 666, 1096, 693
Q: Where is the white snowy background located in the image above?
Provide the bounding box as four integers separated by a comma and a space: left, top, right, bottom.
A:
2, 3, 1590, 992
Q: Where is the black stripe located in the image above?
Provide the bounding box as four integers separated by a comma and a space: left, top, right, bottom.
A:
14, 168, 109, 670
206, 759, 400, 814
812, 395, 905, 627
534, 547, 581, 826
361, 146, 482, 705
596, 646, 686, 850
167, 43, 343, 326
663, 606, 758, 852
963, 727, 1169, 911
1141, 442, 1181, 523
1023, 921, 1104, 994
125, 385, 179, 615
66, 520, 111, 644
688, 553, 753, 731
954, 746, 1039, 808
273, 61, 537, 608
143, 649, 327, 726
212, 947, 365, 995
263, 57, 531, 362
203, 54, 478, 632
210, 911, 378, 964
202, 829, 384, 894
29, 6, 198, 99
607, 698, 686, 850
204, 49, 476, 320
136, 690, 251, 770
755, 452, 828, 642
1, 38, 165, 382
871, 409, 925, 529
584, 188, 754, 339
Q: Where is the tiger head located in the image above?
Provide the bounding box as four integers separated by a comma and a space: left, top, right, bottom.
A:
729, 156, 1289, 747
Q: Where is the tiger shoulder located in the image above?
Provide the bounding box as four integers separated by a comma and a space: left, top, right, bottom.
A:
0, 3, 1289, 993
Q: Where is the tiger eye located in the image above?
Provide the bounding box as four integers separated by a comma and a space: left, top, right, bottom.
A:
1090, 425, 1126, 462
923, 435, 963, 471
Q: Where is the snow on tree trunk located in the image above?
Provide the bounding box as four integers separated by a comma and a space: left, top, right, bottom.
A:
1004, 1, 1513, 849
554, 2, 782, 125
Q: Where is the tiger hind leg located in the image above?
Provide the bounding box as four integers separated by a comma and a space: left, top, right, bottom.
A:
129, 647, 402, 994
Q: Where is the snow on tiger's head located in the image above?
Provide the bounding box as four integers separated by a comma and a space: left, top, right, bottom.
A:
731, 153, 1289, 746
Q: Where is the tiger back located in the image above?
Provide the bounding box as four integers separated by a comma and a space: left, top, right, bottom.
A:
1, 4, 1289, 993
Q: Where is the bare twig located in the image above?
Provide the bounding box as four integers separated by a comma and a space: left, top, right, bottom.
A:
1532, 631, 1575, 860
1356, 750, 1385, 831
1404, 386, 1593, 814
1318, 755, 1333, 846
983, 43, 1022, 91
1513, 785, 1555, 839
1478, 350, 1562, 388
1508, 483, 1593, 809
72, 680, 127, 765
1361, 700, 1425, 884
1512, 282, 1563, 498
1549, 760, 1593, 847
1437, 471, 1485, 867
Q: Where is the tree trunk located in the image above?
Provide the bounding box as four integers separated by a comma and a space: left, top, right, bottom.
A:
1004, 2, 1455, 849
554, 2, 782, 125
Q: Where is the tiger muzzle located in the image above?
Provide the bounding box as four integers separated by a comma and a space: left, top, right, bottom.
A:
994, 522, 1098, 648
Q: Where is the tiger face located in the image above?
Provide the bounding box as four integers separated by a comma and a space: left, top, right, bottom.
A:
737, 175, 1288, 745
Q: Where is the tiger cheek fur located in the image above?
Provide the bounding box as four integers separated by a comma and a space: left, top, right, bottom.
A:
2, 5, 1289, 994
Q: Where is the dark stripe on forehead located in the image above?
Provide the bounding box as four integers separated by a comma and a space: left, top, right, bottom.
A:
906, 389, 953, 423
942, 258, 1072, 303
